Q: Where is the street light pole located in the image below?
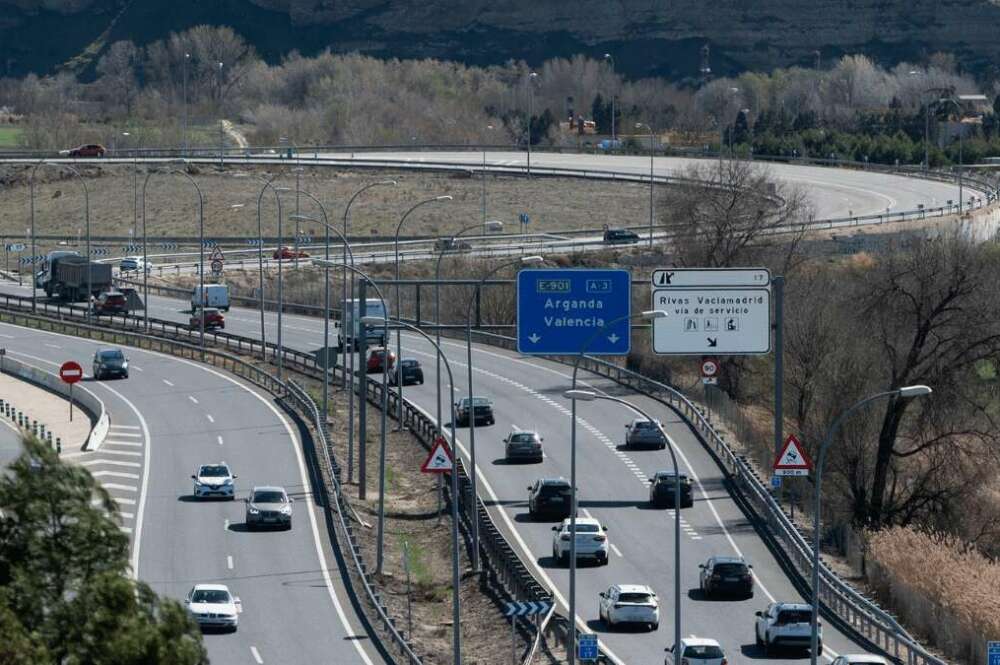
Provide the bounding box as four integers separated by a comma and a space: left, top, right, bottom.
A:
182, 52, 190, 157
636, 122, 655, 247
565, 309, 666, 665
29, 162, 89, 314
808, 385, 932, 665
393, 195, 451, 428
526, 72, 538, 178
564, 388, 682, 665
464, 256, 543, 573
604, 54, 616, 144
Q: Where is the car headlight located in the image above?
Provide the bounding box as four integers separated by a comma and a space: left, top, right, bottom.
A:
248, 507, 260, 515
223, 478, 233, 485
280, 505, 292, 514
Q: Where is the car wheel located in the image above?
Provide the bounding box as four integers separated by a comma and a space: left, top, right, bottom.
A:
763, 637, 771, 655
817, 644, 823, 657
123, 372, 129, 379
606, 614, 615, 631
286, 520, 293, 530
650, 622, 658, 631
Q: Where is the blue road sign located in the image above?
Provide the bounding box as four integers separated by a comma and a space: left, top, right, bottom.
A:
771, 475, 782, 489
578, 634, 599, 661
519, 212, 530, 226
988, 641, 1000, 665
516, 269, 630, 355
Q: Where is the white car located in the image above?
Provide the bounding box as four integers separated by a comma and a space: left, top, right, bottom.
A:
191, 463, 237, 499
831, 656, 892, 665
665, 637, 726, 665
119, 256, 147, 273
551, 517, 609, 565
598, 584, 659, 630
755, 602, 820, 654
185, 583, 240, 631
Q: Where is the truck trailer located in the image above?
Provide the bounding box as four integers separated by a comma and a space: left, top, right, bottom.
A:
44, 256, 112, 301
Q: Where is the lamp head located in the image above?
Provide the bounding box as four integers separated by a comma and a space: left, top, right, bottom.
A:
520, 256, 544, 264
288, 214, 315, 222
563, 389, 597, 402
898, 385, 932, 398
640, 310, 668, 320
274, 186, 292, 193
435, 195, 453, 202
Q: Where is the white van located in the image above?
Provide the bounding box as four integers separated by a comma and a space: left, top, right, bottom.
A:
339, 298, 388, 350
192, 284, 231, 311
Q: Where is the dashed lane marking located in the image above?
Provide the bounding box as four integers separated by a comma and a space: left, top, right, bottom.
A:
188, 395, 199, 404
227, 555, 234, 570
110, 425, 141, 430
206, 414, 215, 423
162, 379, 174, 387
217, 435, 224, 446
250, 647, 263, 664
610, 544, 623, 557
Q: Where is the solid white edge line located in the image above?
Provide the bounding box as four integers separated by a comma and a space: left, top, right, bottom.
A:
250, 646, 263, 664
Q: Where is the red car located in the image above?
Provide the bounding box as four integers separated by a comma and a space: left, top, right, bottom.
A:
367, 347, 396, 373
190, 307, 225, 330
64, 144, 107, 158
272, 246, 309, 260
93, 291, 128, 315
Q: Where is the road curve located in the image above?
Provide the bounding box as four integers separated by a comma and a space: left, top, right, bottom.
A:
0, 316, 383, 665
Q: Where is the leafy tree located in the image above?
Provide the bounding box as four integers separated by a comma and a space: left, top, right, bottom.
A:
591, 93, 607, 133
0, 438, 207, 664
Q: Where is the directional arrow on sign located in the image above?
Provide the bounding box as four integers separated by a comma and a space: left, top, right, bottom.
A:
607, 333, 620, 344
527, 333, 541, 344
707, 337, 718, 347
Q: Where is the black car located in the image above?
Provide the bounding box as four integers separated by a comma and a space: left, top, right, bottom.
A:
455, 397, 495, 426
92, 348, 129, 379
603, 228, 640, 244
390, 358, 424, 386
648, 472, 693, 508
527, 478, 572, 520
699, 556, 754, 598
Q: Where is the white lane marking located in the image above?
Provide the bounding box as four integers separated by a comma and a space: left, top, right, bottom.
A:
103, 440, 143, 447
82, 459, 142, 468
44, 343, 61, 349
113, 497, 137, 506
188, 395, 198, 404
250, 647, 263, 664
0, 333, 14, 339
94, 449, 142, 458
106, 431, 142, 438
119, 511, 134, 519
224, 518, 230, 531
217, 435, 224, 446
110, 425, 141, 430
162, 379, 174, 387
227, 555, 234, 570
609, 544, 623, 557
206, 414, 215, 423
120, 526, 133, 534
101, 482, 138, 492
92, 470, 141, 480
132, 366, 143, 372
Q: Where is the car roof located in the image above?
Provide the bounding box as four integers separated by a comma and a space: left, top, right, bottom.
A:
614, 584, 654, 594
838, 656, 890, 664
199, 462, 230, 470
562, 517, 600, 526
540, 477, 569, 486
682, 637, 722, 647
508, 428, 540, 436
774, 602, 812, 612
192, 583, 230, 592
251, 485, 286, 494
709, 555, 746, 564
654, 471, 687, 478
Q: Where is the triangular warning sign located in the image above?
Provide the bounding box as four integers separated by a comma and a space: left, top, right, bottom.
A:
210, 247, 225, 262
421, 437, 454, 474
774, 434, 813, 470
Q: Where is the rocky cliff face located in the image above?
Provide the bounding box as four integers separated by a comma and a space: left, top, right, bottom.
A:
3, 0, 1000, 79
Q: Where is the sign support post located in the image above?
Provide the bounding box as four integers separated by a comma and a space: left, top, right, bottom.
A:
773, 275, 785, 504
59, 361, 83, 422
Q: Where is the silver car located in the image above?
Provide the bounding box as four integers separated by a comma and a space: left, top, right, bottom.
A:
625, 418, 666, 449
245, 486, 293, 529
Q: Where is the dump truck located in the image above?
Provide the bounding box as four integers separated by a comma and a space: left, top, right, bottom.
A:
44, 255, 112, 301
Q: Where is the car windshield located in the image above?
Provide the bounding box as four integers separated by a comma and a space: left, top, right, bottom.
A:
656, 474, 688, 484
618, 592, 653, 603
99, 350, 124, 360
776, 610, 811, 624
540, 485, 571, 497
714, 563, 749, 575
683, 645, 724, 659
634, 421, 656, 430
569, 523, 599, 533
462, 397, 491, 407
401, 360, 419, 368
253, 491, 286, 503
510, 433, 538, 443
192, 589, 230, 604
200, 466, 229, 477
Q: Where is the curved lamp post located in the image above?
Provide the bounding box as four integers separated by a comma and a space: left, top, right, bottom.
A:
808, 384, 932, 665
30, 161, 90, 315
636, 122, 656, 247
564, 309, 667, 665
363, 314, 462, 665
464, 255, 542, 573
564, 388, 682, 665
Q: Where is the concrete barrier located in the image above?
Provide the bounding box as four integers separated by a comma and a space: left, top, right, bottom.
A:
0, 355, 107, 450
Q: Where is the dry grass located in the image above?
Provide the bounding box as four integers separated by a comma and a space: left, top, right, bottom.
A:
866, 527, 1000, 663
0, 162, 652, 242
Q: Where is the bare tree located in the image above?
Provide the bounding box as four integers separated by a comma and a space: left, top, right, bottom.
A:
96, 40, 141, 117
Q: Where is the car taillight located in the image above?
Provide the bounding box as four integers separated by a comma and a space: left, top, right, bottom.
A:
721, 659, 728, 665
593, 535, 606, 542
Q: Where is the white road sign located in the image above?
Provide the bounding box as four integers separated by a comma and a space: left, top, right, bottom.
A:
652, 288, 771, 355
652, 268, 770, 288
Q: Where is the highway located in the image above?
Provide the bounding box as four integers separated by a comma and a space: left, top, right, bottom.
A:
0, 278, 883, 664
0, 314, 382, 665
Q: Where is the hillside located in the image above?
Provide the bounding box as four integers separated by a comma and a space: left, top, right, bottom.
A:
3, 0, 1000, 79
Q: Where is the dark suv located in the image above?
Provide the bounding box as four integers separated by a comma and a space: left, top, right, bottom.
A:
390, 358, 424, 386
699, 556, 754, 598
648, 472, 693, 508
455, 397, 494, 426
603, 228, 640, 244
527, 478, 572, 520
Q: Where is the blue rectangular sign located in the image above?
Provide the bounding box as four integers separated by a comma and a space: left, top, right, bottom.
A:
579, 634, 599, 660
517, 269, 631, 355
988, 641, 1000, 665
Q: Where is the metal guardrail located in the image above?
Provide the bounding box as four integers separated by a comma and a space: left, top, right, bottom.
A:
452, 328, 945, 665
0, 290, 557, 665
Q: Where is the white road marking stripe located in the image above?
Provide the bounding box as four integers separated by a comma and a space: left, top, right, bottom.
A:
92, 470, 141, 480
224, 518, 230, 531
227, 555, 234, 570
112, 497, 136, 505
162, 379, 173, 386
106, 431, 142, 437
206, 414, 215, 423
93, 449, 142, 457
44, 343, 60, 349
217, 435, 224, 445
109, 425, 141, 430
99, 483, 137, 492
250, 647, 263, 664
82, 459, 142, 468
132, 366, 143, 372
119, 511, 134, 519
120, 526, 132, 534
609, 544, 623, 557
103, 440, 143, 447
188, 395, 198, 404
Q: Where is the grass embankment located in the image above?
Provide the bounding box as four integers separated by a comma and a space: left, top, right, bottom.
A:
0, 127, 22, 147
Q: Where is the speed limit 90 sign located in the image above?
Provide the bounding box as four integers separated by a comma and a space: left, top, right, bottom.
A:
701, 357, 719, 384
